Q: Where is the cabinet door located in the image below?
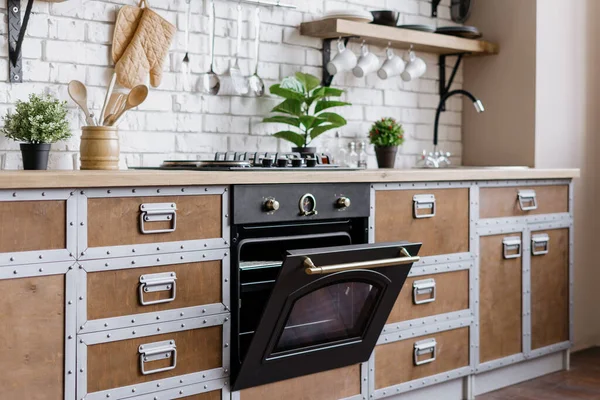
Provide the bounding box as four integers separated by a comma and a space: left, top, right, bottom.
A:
0, 274, 67, 399
479, 234, 523, 363
531, 228, 569, 350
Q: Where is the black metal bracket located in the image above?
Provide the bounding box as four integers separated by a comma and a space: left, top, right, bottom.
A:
431, 0, 442, 17
322, 36, 354, 87
438, 53, 467, 111
8, 0, 35, 83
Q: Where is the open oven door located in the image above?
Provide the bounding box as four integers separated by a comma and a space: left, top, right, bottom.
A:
232, 241, 421, 390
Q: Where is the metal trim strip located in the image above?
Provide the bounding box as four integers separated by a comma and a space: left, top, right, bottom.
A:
407, 261, 472, 277
477, 223, 527, 237
382, 310, 472, 335
469, 185, 480, 370
476, 179, 571, 188
79, 315, 229, 345
522, 230, 532, 356
126, 378, 227, 400
528, 341, 571, 360
64, 266, 77, 400
83, 186, 227, 198
0, 188, 74, 201
372, 181, 474, 191
377, 317, 474, 346
476, 353, 527, 374
477, 213, 571, 227
371, 366, 471, 398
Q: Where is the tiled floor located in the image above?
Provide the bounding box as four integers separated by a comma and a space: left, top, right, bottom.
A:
478, 347, 600, 399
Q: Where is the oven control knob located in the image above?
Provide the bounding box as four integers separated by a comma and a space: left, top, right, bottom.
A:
264, 198, 280, 212
336, 197, 351, 209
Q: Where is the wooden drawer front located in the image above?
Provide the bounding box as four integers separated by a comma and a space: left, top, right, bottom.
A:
375, 189, 469, 257
87, 326, 222, 393
0, 274, 65, 399
479, 234, 522, 363
531, 228, 569, 350
386, 270, 469, 325
87, 260, 222, 320
239, 365, 361, 400
374, 327, 469, 389
87, 194, 222, 248
480, 185, 569, 219
0, 200, 66, 253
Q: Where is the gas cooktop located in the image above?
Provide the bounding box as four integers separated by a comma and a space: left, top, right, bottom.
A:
131, 152, 364, 171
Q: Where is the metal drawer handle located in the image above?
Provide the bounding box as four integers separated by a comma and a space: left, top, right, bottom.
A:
139, 203, 177, 234
139, 340, 177, 375
414, 338, 437, 366
518, 190, 538, 211
532, 234, 550, 256
304, 247, 420, 275
139, 272, 177, 306
503, 237, 522, 259
413, 194, 436, 219
413, 278, 436, 305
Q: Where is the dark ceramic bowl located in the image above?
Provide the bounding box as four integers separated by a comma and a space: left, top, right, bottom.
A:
370, 10, 400, 26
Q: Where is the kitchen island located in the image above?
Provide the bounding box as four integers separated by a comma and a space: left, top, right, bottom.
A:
0, 168, 579, 400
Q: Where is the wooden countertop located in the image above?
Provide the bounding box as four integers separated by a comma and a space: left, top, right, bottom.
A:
0, 168, 580, 189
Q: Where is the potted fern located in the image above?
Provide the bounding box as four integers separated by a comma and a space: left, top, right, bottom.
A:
263, 72, 350, 154
2, 93, 71, 170
369, 117, 405, 168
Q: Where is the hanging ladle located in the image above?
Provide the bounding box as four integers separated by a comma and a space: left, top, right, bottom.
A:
199, 0, 220, 95
248, 6, 265, 97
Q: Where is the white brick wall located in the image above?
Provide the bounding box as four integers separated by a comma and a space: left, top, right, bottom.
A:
0, 0, 463, 170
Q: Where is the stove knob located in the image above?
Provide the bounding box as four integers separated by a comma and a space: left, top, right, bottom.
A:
336, 197, 351, 209
262, 158, 274, 168
277, 158, 288, 168
264, 198, 280, 212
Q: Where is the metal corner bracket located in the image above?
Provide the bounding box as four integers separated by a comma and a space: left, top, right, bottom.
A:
8, 0, 34, 83
439, 53, 469, 111
321, 36, 357, 87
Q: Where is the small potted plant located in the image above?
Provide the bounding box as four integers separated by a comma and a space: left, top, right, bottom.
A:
369, 117, 404, 169
2, 93, 71, 170
263, 72, 351, 154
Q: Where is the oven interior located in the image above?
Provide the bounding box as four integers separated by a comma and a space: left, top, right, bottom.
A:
233, 218, 369, 363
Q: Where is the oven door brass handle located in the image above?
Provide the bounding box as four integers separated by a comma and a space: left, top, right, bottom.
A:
304, 248, 420, 275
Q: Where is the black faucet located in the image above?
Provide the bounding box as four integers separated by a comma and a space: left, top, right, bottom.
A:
433, 89, 485, 148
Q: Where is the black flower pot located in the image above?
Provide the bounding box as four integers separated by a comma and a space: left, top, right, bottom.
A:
20, 143, 51, 170
375, 146, 398, 169
292, 146, 317, 156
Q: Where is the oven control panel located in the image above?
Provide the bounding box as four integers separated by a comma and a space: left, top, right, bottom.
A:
233, 184, 371, 225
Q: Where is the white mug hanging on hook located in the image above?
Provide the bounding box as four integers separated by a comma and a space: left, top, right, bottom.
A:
401, 48, 427, 82
353, 42, 380, 78
377, 46, 405, 80
326, 38, 358, 76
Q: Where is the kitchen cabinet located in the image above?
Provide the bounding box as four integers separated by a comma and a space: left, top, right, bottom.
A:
0, 174, 576, 400
385, 269, 470, 326
374, 187, 470, 257
480, 185, 569, 218
374, 327, 470, 391
0, 263, 75, 400
237, 365, 362, 400
531, 228, 570, 350
479, 234, 523, 363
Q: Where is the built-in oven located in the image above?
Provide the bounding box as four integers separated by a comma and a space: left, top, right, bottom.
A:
230, 184, 421, 390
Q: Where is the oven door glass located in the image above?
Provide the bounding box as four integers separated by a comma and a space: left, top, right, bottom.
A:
232, 241, 421, 390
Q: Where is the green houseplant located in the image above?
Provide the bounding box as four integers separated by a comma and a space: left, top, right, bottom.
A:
2, 93, 71, 170
369, 117, 405, 168
263, 72, 351, 154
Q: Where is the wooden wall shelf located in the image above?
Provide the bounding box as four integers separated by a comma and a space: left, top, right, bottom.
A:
300, 19, 499, 55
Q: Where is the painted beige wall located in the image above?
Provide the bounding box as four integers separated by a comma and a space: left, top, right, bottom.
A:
535, 0, 600, 351
463, 0, 600, 350
462, 0, 537, 166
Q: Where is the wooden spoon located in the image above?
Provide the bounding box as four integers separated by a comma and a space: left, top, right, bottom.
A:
99, 73, 117, 125
108, 85, 149, 126
68, 80, 96, 126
